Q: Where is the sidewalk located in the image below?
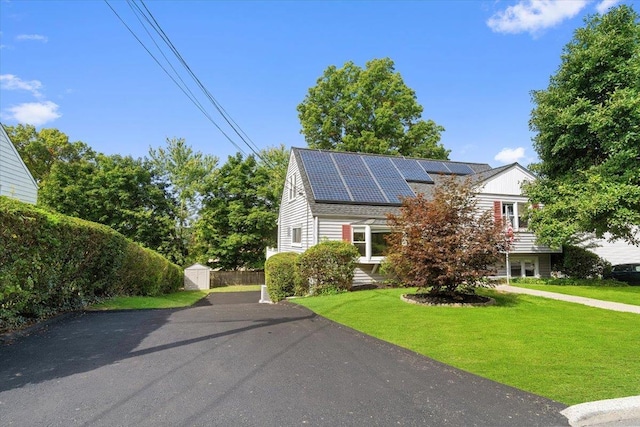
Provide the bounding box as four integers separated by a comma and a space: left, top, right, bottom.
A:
495, 284, 640, 426
495, 284, 640, 314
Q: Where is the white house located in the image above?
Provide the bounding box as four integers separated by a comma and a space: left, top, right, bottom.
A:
275, 148, 561, 284
0, 124, 38, 204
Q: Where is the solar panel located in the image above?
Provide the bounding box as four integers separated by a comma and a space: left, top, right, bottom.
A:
299, 150, 351, 202
377, 178, 415, 203
363, 156, 415, 203
446, 163, 475, 175
332, 153, 388, 203
391, 158, 434, 182
419, 160, 450, 174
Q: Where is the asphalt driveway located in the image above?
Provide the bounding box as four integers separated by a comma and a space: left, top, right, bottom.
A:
0, 292, 568, 426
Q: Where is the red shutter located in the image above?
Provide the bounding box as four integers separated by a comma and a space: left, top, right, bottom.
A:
342, 224, 352, 242
493, 201, 502, 225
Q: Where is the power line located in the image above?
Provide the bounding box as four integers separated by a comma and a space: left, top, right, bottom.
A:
104, 0, 291, 189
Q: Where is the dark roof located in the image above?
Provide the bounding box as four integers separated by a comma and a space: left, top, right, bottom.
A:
293, 147, 492, 209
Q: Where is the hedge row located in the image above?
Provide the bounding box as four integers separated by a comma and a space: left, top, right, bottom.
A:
0, 196, 183, 332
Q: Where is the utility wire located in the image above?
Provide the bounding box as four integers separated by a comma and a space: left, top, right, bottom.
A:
105, 0, 292, 190
133, 0, 264, 158
104, 0, 248, 156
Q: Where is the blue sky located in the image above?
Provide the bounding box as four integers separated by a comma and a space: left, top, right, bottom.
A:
0, 0, 626, 168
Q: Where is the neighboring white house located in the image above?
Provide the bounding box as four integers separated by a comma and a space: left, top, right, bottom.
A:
275, 147, 561, 284
581, 233, 640, 266
0, 124, 38, 204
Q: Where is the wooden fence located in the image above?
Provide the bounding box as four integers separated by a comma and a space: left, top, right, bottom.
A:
209, 271, 265, 287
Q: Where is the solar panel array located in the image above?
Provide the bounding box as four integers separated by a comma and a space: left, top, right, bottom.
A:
298, 150, 476, 205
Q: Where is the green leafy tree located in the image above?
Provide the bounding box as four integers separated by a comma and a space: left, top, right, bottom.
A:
297, 58, 449, 158
148, 138, 218, 261
385, 178, 507, 296
525, 5, 640, 247
192, 150, 282, 270
39, 154, 180, 262
3, 124, 94, 183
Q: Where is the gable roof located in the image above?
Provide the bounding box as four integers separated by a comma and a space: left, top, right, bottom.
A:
291, 148, 534, 217
293, 147, 491, 207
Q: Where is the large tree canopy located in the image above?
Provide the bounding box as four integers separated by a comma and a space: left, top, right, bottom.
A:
39, 154, 180, 261
192, 147, 287, 270
297, 58, 449, 158
3, 124, 94, 183
525, 5, 640, 247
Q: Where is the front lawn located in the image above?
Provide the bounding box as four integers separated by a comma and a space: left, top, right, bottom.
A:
89, 285, 261, 310
511, 279, 640, 306
290, 287, 640, 405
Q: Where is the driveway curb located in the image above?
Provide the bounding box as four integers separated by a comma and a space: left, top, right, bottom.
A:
561, 395, 640, 426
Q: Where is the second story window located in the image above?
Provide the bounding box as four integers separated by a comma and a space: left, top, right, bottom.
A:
288, 174, 297, 201
502, 203, 515, 227
500, 202, 529, 231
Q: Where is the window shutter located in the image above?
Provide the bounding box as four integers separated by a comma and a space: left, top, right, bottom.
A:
342, 224, 352, 242
493, 201, 502, 225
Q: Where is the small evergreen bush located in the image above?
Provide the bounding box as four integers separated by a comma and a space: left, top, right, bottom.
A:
265, 252, 300, 302
297, 241, 359, 295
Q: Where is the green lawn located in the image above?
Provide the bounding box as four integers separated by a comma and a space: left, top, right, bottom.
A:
89, 285, 261, 310
290, 288, 640, 405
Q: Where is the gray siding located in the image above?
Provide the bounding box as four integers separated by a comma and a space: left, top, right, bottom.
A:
0, 126, 38, 204
475, 194, 561, 254
277, 154, 315, 254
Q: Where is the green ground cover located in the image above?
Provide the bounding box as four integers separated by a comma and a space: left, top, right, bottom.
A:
511, 279, 640, 306
290, 287, 640, 405
89, 285, 261, 310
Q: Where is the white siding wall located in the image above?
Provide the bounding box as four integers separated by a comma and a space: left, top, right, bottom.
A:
582, 233, 640, 265
277, 154, 314, 254
475, 194, 561, 255
0, 126, 38, 204
480, 167, 533, 195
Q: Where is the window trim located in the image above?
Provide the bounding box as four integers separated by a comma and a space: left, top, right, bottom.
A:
291, 225, 302, 246
352, 224, 392, 262
500, 201, 529, 231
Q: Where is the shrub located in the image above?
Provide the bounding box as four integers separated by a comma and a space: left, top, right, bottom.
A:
297, 241, 359, 295
0, 196, 182, 332
386, 178, 506, 294
552, 245, 611, 279
265, 252, 300, 302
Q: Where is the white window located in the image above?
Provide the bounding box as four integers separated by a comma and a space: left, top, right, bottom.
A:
508, 256, 539, 278
292, 226, 302, 245
352, 225, 392, 260
502, 202, 529, 231
288, 174, 297, 201
353, 227, 366, 256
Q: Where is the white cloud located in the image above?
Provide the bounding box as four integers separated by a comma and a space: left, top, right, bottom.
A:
3, 101, 61, 125
596, 0, 621, 13
16, 34, 48, 43
0, 73, 43, 97
494, 147, 526, 164
487, 0, 588, 35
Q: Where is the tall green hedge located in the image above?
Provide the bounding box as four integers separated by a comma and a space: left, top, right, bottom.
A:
0, 196, 182, 332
